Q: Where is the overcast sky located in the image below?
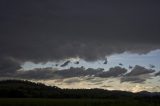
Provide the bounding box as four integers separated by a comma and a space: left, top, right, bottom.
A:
0, 0, 160, 92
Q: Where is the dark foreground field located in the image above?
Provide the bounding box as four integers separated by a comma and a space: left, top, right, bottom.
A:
0, 80, 160, 106
0, 98, 160, 106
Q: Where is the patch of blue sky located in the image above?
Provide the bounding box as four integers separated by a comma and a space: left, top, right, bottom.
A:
21, 49, 160, 72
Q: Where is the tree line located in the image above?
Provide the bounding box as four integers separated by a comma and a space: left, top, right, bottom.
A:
0, 79, 160, 101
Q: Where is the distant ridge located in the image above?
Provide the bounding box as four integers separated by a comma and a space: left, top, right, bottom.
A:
0, 80, 160, 99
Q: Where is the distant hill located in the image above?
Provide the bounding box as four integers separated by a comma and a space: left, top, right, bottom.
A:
0, 80, 160, 99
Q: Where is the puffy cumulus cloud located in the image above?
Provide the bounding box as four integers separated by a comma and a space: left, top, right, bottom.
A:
0, 0, 160, 64
121, 65, 155, 83
96, 66, 127, 78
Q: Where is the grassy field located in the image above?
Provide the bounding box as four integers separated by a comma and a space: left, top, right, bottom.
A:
0, 98, 159, 106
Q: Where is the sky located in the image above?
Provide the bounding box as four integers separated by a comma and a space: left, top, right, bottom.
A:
0, 0, 160, 92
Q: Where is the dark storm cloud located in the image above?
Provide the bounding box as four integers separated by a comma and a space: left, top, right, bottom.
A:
15, 67, 55, 80
0, 57, 21, 77
121, 65, 155, 83
96, 66, 127, 78
60, 60, 71, 67
0, 63, 156, 83
126, 65, 155, 76
0, 0, 160, 64
54, 67, 104, 78
121, 76, 146, 83
13, 66, 128, 80
56, 66, 127, 78
149, 64, 155, 69
74, 61, 79, 64
0, 65, 127, 80
0, 0, 160, 81
0, 65, 125, 80
155, 71, 160, 76
6, 67, 104, 80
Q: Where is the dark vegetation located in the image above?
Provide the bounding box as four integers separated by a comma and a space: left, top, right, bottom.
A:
0, 80, 160, 106
0, 80, 160, 99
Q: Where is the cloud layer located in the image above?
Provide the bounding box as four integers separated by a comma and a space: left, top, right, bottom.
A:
0, 0, 160, 64
0, 1, 160, 89
0, 64, 156, 84
121, 65, 155, 83
97, 66, 127, 78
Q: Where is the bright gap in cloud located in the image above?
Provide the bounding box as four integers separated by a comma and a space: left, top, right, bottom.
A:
21, 49, 160, 71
